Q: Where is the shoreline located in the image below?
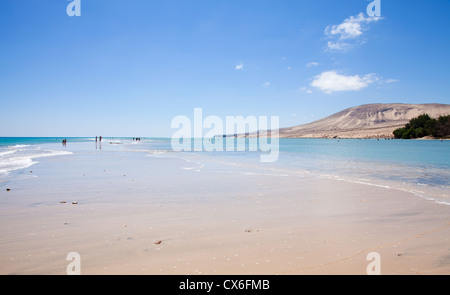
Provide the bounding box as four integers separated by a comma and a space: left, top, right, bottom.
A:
0, 142, 449, 275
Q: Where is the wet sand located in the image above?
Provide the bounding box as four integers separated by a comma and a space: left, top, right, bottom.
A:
0, 143, 449, 275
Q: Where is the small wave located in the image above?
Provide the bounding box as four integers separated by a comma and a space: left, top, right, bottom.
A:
181, 158, 204, 169
0, 156, 34, 174
263, 173, 290, 177
146, 150, 169, 156
435, 200, 450, 206
0, 149, 72, 175
0, 150, 17, 157
347, 180, 391, 189
244, 172, 259, 175
330, 175, 450, 207
30, 150, 73, 161
8, 144, 31, 149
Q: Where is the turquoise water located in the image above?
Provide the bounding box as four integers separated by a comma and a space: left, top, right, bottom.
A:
1, 137, 448, 165
132, 137, 450, 188
280, 138, 450, 166
1, 137, 449, 199
276, 139, 450, 188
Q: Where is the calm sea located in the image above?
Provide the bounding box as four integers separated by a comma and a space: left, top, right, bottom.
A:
1, 137, 449, 203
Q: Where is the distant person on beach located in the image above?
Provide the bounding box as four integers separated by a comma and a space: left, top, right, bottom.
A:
99, 136, 102, 142
62, 139, 67, 146
96, 136, 98, 142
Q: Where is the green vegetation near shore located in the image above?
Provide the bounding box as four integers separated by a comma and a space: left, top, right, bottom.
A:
393, 114, 450, 139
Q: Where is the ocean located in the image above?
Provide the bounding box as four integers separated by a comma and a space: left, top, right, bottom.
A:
0, 137, 449, 204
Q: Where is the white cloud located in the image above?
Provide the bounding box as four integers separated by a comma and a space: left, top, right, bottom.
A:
300, 86, 313, 94
327, 41, 350, 51
306, 62, 319, 67
235, 63, 244, 70
262, 82, 271, 87
325, 13, 382, 51
311, 71, 378, 94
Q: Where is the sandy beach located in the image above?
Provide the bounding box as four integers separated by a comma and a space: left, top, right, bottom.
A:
0, 141, 449, 275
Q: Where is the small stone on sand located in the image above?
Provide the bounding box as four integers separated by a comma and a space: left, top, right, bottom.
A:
154, 240, 162, 245
6, 188, 11, 192
72, 201, 78, 205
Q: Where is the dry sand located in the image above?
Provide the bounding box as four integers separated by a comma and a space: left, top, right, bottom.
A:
0, 145, 449, 275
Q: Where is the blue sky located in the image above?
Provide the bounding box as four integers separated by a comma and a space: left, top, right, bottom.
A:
0, 0, 449, 137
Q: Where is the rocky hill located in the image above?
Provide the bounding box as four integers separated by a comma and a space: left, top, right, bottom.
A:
278, 103, 450, 139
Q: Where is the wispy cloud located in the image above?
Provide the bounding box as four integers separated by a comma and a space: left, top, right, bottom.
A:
384, 79, 399, 84
262, 82, 271, 87
306, 62, 319, 67
235, 63, 244, 70
325, 13, 382, 51
327, 41, 350, 51
299, 86, 313, 94
311, 70, 379, 94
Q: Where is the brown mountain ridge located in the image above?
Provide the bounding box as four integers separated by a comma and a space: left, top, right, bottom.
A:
277, 103, 450, 139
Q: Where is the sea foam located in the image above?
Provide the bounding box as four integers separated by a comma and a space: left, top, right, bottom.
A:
0, 146, 72, 176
